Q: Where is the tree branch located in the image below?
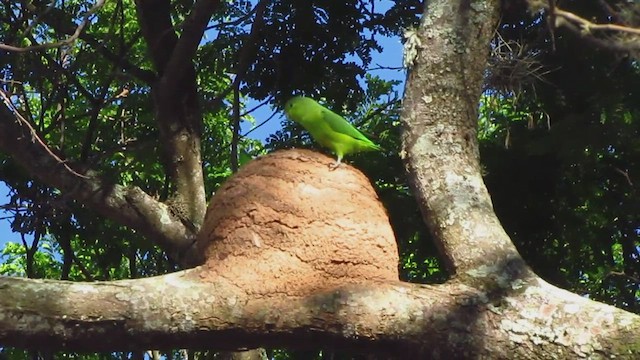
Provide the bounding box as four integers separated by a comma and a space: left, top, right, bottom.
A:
544, 5, 640, 52
554, 8, 640, 36
159, 0, 222, 96
230, 84, 241, 173
134, 0, 214, 230
0, 269, 637, 357
0, 0, 107, 52
0, 97, 195, 261
32, 6, 156, 84
400, 0, 520, 275
0, 90, 88, 179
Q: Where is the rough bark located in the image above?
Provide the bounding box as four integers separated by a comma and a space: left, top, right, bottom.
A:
135, 0, 213, 230
401, 0, 527, 277
0, 268, 638, 358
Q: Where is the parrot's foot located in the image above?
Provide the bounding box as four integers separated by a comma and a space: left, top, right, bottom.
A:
329, 158, 342, 171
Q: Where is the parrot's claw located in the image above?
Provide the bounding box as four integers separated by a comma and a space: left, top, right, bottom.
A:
329, 158, 342, 171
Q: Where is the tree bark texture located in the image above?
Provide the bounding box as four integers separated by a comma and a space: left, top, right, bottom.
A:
400, 0, 522, 276
0, 269, 638, 358
135, 0, 212, 230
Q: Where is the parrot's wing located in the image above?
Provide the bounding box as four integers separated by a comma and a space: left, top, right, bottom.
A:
320, 108, 376, 145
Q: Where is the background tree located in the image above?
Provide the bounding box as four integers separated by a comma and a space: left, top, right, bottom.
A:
0, 0, 639, 358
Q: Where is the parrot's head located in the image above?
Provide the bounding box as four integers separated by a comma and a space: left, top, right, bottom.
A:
284, 96, 315, 125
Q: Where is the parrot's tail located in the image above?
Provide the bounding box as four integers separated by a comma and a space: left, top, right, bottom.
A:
363, 142, 382, 152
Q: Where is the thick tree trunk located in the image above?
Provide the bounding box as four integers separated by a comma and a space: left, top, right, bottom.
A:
400, 0, 521, 276
135, 0, 213, 231
0, 269, 637, 358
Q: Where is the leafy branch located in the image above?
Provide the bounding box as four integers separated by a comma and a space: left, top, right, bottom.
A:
0, 0, 107, 53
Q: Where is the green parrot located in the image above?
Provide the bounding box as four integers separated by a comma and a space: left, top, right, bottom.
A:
284, 96, 381, 168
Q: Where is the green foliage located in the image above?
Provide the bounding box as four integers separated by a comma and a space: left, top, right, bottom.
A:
481, 87, 640, 311
481, 1, 640, 312
0, 241, 59, 278
0, 0, 263, 285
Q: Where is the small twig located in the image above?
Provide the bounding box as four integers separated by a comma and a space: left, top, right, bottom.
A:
230, 84, 241, 173
355, 99, 398, 128
205, 6, 258, 30
554, 8, 640, 36
0, 90, 89, 179
21, 0, 57, 40
606, 270, 640, 284
70, 251, 95, 281
0, 0, 106, 52
240, 96, 273, 117
367, 64, 404, 71
547, 0, 557, 51
0, 79, 24, 86
241, 109, 279, 138
210, 0, 268, 110
614, 167, 633, 186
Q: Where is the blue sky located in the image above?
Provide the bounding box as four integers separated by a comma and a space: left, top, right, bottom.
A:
0, 186, 21, 249
0, 8, 406, 255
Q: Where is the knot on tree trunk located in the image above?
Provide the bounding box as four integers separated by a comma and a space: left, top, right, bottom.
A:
190, 149, 398, 296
